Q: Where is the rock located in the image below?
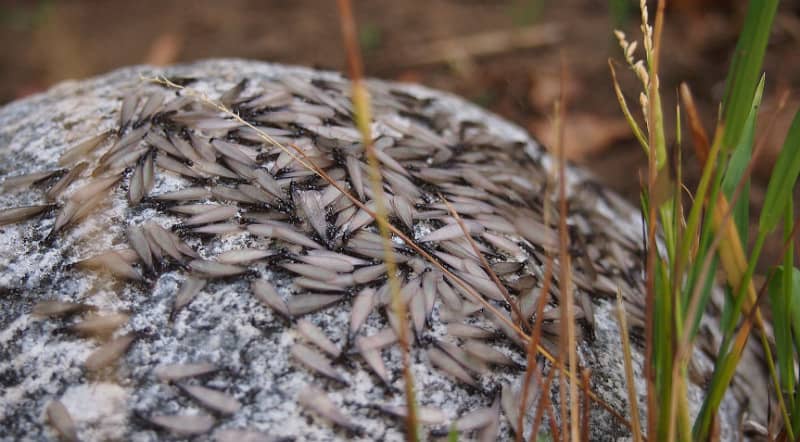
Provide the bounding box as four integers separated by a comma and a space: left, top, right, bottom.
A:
0, 59, 766, 441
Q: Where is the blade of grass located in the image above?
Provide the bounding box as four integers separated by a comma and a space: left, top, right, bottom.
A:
696, 214, 800, 440
769, 261, 795, 417
609, 60, 649, 151
693, 164, 789, 441
719, 0, 779, 153
721, 75, 764, 242
336, 1, 418, 440
553, 55, 580, 442
760, 109, 800, 235
615, 288, 643, 442
678, 84, 719, 336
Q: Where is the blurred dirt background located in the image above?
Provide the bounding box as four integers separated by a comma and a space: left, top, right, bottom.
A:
1, 0, 799, 264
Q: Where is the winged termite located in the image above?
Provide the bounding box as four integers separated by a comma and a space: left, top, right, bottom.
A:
68, 176, 120, 203
247, 224, 322, 249
297, 386, 358, 431
463, 340, 516, 367
356, 328, 397, 353
215, 249, 272, 264
251, 279, 290, 318
127, 225, 153, 272
188, 260, 247, 278
378, 404, 446, 425
46, 400, 79, 442
0, 204, 52, 227
211, 184, 258, 204
76, 250, 142, 280
154, 362, 218, 382
476, 399, 500, 442
290, 344, 347, 384
32, 301, 95, 318
213, 428, 276, 442
84, 333, 136, 371
149, 414, 216, 436
179, 384, 241, 415
184, 206, 238, 226
427, 348, 476, 387
349, 288, 375, 337
446, 323, 494, 339
296, 254, 354, 273
358, 344, 390, 385
48, 163, 88, 201
287, 293, 344, 316
155, 187, 210, 201
282, 263, 338, 282
59, 131, 111, 166
296, 319, 340, 358
70, 312, 129, 337
174, 277, 207, 313
454, 404, 496, 432
156, 154, 202, 179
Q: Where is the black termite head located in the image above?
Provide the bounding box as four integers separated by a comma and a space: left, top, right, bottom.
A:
129, 410, 181, 434
428, 427, 455, 438
580, 319, 596, 343
338, 425, 365, 439
162, 76, 197, 87
250, 316, 289, 337
416, 333, 437, 348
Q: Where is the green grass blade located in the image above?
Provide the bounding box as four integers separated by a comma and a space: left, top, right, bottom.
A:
782, 199, 800, 431
788, 262, 800, 429
722, 75, 764, 242
720, 0, 778, 152
760, 108, 800, 234
609, 0, 631, 29
609, 60, 649, 151
792, 267, 800, 356
694, 229, 768, 440
448, 424, 459, 442
768, 264, 794, 410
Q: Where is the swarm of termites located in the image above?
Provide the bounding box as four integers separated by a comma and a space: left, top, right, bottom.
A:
0, 61, 766, 441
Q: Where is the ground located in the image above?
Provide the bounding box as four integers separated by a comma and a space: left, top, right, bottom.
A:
0, 0, 798, 261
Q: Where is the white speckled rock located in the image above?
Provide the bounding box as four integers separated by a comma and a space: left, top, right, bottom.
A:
0, 59, 766, 441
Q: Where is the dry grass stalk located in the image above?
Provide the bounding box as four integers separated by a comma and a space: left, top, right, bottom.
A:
336, 0, 418, 438
439, 197, 526, 328
615, 288, 643, 442
551, 54, 579, 442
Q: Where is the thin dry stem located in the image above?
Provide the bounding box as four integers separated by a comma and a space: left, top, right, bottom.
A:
519, 255, 555, 442
581, 368, 591, 442
336, 0, 418, 439
615, 288, 643, 442
532, 367, 561, 442
552, 60, 579, 441
642, 0, 665, 436
439, 196, 526, 328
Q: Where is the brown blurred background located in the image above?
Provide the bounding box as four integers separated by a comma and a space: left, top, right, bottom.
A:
1, 0, 799, 239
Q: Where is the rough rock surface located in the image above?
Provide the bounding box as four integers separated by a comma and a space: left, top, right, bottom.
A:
0, 59, 766, 441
